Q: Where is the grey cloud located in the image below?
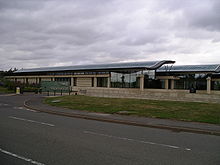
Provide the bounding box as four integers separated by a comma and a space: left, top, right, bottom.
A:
0, 0, 220, 70
159, 0, 220, 31
184, 0, 220, 31
0, 0, 45, 11
120, 31, 168, 46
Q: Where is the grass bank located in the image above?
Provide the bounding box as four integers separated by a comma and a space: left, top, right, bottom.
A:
45, 95, 220, 124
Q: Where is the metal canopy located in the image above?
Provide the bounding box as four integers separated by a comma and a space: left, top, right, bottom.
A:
15, 60, 175, 73
158, 64, 220, 73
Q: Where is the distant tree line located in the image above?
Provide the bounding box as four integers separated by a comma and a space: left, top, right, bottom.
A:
0, 68, 18, 89
0, 68, 40, 93
0, 68, 17, 78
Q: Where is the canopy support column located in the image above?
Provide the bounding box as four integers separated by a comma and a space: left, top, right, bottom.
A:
140, 75, 144, 91
107, 77, 111, 88
165, 79, 169, 89
171, 79, 174, 89
206, 77, 211, 94
94, 77, 97, 87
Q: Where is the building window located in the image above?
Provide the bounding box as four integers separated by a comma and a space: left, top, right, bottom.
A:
73, 78, 77, 86
97, 77, 107, 87
110, 72, 140, 88
55, 77, 71, 85
174, 79, 184, 89
91, 77, 94, 87
144, 78, 163, 89
212, 81, 220, 90
173, 74, 207, 90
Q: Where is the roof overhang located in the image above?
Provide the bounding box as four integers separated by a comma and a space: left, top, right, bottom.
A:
158, 64, 220, 74
14, 60, 175, 74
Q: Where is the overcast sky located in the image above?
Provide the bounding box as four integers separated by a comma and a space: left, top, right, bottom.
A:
0, 0, 220, 70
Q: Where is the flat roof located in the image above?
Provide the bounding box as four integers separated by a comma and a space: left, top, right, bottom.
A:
15, 60, 175, 73
158, 64, 220, 73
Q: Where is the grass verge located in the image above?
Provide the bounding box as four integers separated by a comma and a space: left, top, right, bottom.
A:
44, 95, 220, 124
0, 86, 13, 93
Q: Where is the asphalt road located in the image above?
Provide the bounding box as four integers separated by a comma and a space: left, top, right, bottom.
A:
0, 94, 220, 165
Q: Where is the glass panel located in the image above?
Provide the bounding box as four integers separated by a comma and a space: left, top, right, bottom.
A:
73, 78, 77, 86
144, 71, 163, 89
212, 81, 220, 90
174, 79, 184, 89
54, 77, 70, 85
172, 74, 207, 90
97, 77, 107, 87
110, 72, 140, 88
143, 70, 155, 79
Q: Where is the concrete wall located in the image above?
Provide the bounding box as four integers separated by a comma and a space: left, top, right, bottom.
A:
73, 87, 220, 103
5, 75, 220, 103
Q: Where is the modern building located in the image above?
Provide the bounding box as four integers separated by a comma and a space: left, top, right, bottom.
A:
5, 60, 220, 103
157, 64, 220, 93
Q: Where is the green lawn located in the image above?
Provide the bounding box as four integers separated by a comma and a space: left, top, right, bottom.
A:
45, 95, 220, 124
0, 86, 13, 93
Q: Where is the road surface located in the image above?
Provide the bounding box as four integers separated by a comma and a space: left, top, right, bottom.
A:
0, 94, 220, 165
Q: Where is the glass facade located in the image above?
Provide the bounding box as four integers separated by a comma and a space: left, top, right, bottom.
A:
212, 81, 220, 90
143, 71, 163, 89
55, 77, 70, 85
73, 77, 77, 86
110, 72, 141, 88
97, 77, 108, 87
173, 74, 207, 90
144, 78, 164, 89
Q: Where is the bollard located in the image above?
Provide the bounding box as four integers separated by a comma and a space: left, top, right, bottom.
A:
61, 90, 62, 96
16, 87, 20, 94
47, 90, 49, 96
54, 90, 56, 96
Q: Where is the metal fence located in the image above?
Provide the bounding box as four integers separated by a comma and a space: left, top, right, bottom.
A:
40, 81, 70, 96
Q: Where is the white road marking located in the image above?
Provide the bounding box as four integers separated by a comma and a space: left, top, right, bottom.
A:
0, 103, 9, 106
84, 131, 191, 151
0, 147, 46, 165
26, 109, 37, 112
9, 116, 55, 127
13, 106, 37, 112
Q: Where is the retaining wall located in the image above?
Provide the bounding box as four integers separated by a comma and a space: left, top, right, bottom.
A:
72, 87, 220, 103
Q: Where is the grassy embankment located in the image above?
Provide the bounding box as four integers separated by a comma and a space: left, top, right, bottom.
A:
45, 95, 220, 124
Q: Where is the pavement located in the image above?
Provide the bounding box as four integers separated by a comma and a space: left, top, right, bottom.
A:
0, 93, 16, 96
24, 94, 220, 136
